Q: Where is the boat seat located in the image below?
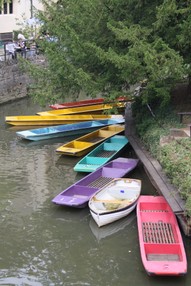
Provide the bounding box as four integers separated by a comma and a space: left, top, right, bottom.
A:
147, 254, 180, 261
93, 197, 133, 204
73, 194, 89, 199
82, 136, 105, 143
142, 221, 175, 243
109, 187, 139, 200
95, 150, 115, 158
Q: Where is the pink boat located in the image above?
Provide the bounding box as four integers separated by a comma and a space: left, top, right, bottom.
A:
137, 195, 187, 276
49, 96, 129, 109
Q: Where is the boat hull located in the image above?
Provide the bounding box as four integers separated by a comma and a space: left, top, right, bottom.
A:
137, 195, 187, 276
52, 157, 139, 208
49, 96, 129, 109
89, 178, 141, 227
56, 124, 125, 157
16, 119, 125, 141
37, 103, 125, 116
74, 135, 128, 172
90, 201, 137, 227
5, 114, 124, 126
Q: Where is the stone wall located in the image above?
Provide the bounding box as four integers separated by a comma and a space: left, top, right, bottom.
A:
0, 61, 31, 104
0, 63, 28, 104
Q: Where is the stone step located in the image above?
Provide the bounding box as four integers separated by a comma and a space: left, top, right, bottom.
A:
170, 128, 190, 137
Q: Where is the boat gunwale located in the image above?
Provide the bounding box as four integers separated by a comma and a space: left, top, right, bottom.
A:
74, 135, 129, 172
49, 96, 130, 109
89, 199, 139, 216
89, 178, 141, 215
37, 102, 125, 116
56, 125, 125, 155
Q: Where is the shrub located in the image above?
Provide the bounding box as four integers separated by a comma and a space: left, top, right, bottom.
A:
136, 110, 191, 216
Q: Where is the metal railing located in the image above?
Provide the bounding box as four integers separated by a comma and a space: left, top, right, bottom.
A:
0, 41, 38, 64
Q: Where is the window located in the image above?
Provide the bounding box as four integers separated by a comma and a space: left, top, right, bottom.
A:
3, 1, 7, 14
0, 1, 13, 15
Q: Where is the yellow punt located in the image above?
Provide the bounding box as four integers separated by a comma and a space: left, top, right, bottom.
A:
5, 114, 124, 126
37, 103, 125, 116
56, 124, 125, 157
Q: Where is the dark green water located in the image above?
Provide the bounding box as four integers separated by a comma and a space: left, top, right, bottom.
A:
0, 98, 190, 286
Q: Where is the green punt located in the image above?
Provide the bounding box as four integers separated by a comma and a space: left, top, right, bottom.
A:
74, 135, 128, 172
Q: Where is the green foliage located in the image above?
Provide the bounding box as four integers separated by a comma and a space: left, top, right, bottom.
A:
136, 109, 191, 216
159, 139, 191, 216
21, 0, 190, 107
136, 115, 169, 157
0, 0, 9, 5
155, 1, 191, 65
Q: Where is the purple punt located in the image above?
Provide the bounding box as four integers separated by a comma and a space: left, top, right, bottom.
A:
52, 157, 139, 208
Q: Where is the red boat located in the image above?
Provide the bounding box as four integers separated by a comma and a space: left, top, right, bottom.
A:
136, 195, 187, 276
49, 96, 130, 109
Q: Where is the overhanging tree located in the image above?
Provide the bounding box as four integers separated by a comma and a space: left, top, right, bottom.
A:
24, 0, 189, 108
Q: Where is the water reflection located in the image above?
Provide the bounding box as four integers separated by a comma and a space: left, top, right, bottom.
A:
16, 135, 79, 147
89, 212, 136, 242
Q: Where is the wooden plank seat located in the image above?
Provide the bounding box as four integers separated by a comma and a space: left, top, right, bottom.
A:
88, 177, 114, 189
147, 253, 180, 261
142, 221, 175, 244
96, 150, 116, 158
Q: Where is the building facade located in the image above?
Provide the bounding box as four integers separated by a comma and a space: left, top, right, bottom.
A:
0, 0, 44, 42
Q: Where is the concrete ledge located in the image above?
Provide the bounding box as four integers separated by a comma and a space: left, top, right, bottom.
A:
170, 128, 189, 137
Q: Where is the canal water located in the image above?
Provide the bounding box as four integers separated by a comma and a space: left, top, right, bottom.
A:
0, 98, 191, 286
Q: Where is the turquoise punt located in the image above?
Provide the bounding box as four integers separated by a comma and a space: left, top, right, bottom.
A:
74, 135, 128, 172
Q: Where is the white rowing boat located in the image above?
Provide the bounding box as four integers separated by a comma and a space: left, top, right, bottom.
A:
89, 178, 141, 227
